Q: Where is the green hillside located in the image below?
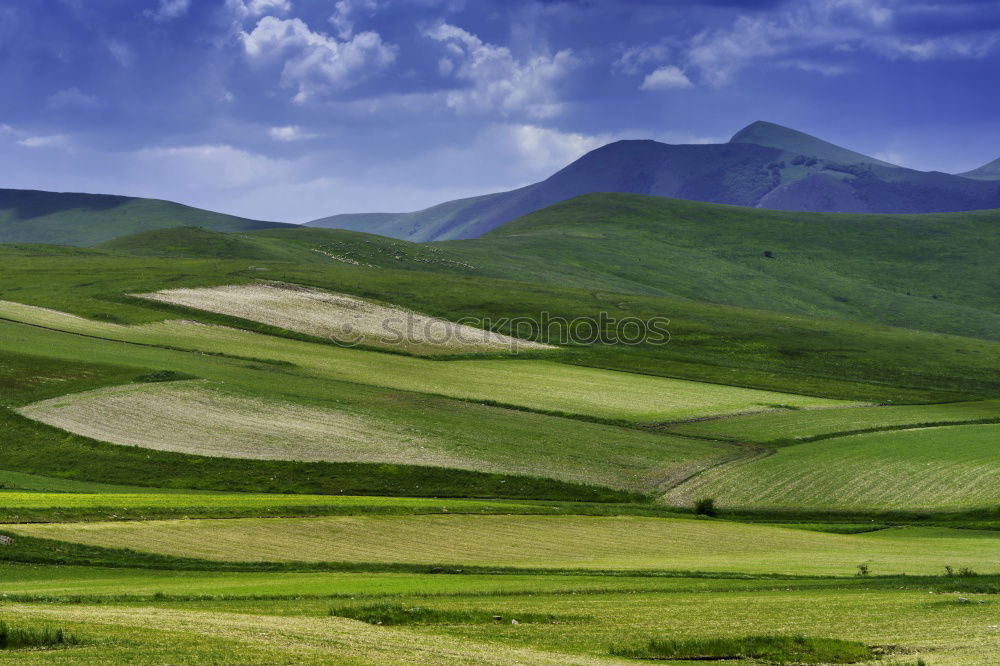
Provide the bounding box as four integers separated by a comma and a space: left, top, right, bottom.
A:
668, 424, 1000, 511
438, 193, 1000, 341
0, 188, 292, 246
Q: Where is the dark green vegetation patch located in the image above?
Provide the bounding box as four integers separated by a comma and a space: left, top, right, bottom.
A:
329, 602, 584, 625
0, 621, 78, 650
609, 634, 875, 663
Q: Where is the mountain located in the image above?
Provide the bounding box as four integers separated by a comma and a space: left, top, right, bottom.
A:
958, 157, 1000, 181
0, 188, 292, 246
308, 120, 1000, 241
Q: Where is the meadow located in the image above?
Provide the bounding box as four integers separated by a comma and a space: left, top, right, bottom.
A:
10, 516, 1000, 576
2, 205, 1000, 664
667, 424, 1000, 510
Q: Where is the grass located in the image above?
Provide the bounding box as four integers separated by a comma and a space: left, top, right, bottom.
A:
0, 492, 562, 524
668, 424, 1000, 510
0, 407, 639, 503
668, 400, 1000, 444
136, 281, 553, 355
16, 379, 729, 492
0, 621, 78, 650
0, 300, 855, 422
4, 241, 999, 404
10, 516, 1000, 576
609, 634, 873, 662
329, 602, 581, 626
443, 193, 1000, 343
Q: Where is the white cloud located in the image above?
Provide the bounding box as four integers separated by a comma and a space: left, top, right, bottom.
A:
0, 123, 71, 149
500, 124, 609, 171
615, 44, 670, 76
268, 125, 319, 141
640, 66, 693, 90
686, 0, 1000, 86
425, 22, 578, 119
135, 144, 294, 189
228, 0, 292, 19
144, 0, 190, 22
18, 134, 71, 149
106, 39, 133, 67
242, 16, 396, 102
330, 0, 379, 39
46, 87, 101, 110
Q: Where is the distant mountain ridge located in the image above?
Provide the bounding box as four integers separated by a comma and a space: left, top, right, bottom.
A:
308, 120, 1000, 241
0, 188, 292, 246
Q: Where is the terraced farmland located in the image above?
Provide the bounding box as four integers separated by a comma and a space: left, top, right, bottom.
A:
137, 281, 554, 355
668, 424, 1000, 510
11, 516, 1000, 575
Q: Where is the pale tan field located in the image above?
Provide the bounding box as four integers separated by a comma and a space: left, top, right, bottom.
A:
17, 380, 732, 491
0, 299, 855, 422
17, 381, 457, 466
136, 281, 554, 355
12, 516, 1000, 575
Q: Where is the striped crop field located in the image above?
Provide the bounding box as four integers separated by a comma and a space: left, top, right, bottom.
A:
136, 281, 555, 355
0, 300, 856, 421
0, 492, 544, 517
667, 400, 1000, 443
10, 516, 1000, 575
15, 380, 732, 492
667, 424, 1000, 510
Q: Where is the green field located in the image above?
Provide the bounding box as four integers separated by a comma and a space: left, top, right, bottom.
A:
0, 300, 853, 422
669, 424, 1000, 510
3, 195, 1000, 664
10, 516, 1000, 576
668, 400, 1000, 443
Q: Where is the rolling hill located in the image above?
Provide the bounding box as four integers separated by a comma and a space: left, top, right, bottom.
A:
308, 120, 1000, 241
0, 188, 292, 246
275, 193, 1000, 342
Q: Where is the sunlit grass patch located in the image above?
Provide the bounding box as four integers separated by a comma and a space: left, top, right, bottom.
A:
610, 634, 873, 663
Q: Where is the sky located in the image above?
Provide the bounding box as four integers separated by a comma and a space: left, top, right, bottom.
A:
2, 0, 1000, 223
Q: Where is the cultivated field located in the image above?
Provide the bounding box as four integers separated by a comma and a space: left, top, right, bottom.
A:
11, 515, 1000, 575
15, 379, 731, 492
668, 424, 1000, 510
136, 281, 554, 355
668, 400, 1000, 443
0, 300, 855, 421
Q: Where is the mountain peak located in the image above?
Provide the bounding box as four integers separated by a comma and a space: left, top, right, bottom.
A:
729, 120, 893, 167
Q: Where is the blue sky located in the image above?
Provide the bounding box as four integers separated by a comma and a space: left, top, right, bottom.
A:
2, 0, 999, 222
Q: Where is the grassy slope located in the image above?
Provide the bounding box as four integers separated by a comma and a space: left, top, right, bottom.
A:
0, 346, 646, 502
0, 302, 852, 422
668, 400, 1000, 443
16, 379, 731, 492
667, 424, 1000, 510
0, 189, 291, 246
439, 194, 1000, 341
9, 516, 1000, 575
3, 242, 999, 403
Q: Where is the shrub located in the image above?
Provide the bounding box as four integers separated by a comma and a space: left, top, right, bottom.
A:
0, 622, 78, 650
694, 497, 718, 517
610, 635, 873, 663
329, 603, 581, 626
